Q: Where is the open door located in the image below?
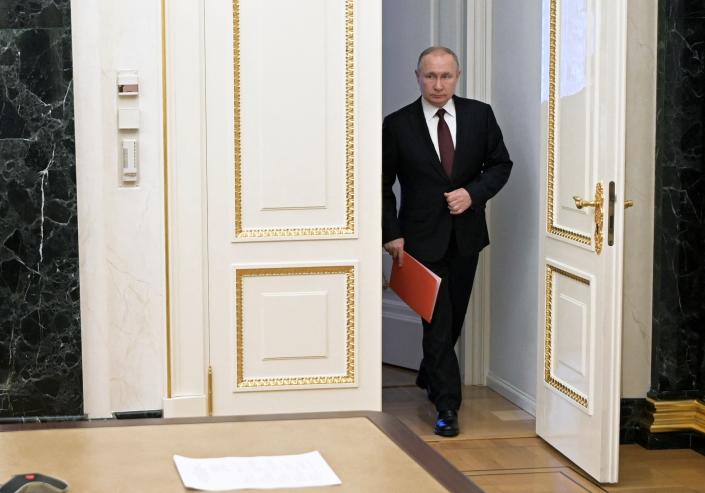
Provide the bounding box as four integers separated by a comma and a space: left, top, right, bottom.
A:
537, 0, 626, 483
202, 0, 382, 415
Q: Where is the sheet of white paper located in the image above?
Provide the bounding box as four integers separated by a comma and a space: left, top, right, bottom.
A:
173, 451, 342, 491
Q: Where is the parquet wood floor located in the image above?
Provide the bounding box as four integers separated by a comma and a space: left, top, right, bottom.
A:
382, 365, 705, 492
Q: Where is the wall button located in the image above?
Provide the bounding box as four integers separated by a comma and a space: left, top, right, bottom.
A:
118, 108, 140, 130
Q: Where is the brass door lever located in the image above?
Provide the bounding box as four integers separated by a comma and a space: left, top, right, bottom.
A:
573, 196, 599, 209
572, 183, 604, 254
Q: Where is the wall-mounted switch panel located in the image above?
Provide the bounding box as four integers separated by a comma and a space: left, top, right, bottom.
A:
121, 139, 138, 182
117, 70, 139, 186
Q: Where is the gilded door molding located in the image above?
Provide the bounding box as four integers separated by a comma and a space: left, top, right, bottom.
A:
235, 265, 356, 389
233, 0, 356, 239
545, 0, 593, 247
544, 263, 590, 409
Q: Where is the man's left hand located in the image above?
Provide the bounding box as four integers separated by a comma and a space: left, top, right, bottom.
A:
444, 188, 472, 215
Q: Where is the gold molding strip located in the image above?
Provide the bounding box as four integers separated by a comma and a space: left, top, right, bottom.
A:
546, 0, 593, 248
161, 0, 173, 399
233, 0, 356, 238
646, 398, 705, 435
544, 264, 589, 408
593, 182, 604, 254
235, 266, 356, 388
207, 366, 214, 416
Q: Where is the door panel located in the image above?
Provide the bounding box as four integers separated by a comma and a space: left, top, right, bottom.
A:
235, 0, 353, 236
205, 0, 381, 415
234, 265, 356, 390
537, 0, 626, 483
548, 263, 592, 400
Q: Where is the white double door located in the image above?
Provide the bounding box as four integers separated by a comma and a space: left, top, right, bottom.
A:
164, 0, 627, 484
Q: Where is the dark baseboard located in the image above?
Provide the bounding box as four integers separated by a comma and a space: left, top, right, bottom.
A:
620, 397, 705, 456
636, 428, 704, 451
113, 409, 163, 420
620, 398, 646, 445
0, 409, 164, 424
0, 415, 87, 425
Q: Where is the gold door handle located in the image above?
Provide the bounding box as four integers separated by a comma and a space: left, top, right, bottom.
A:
572, 183, 604, 255
573, 196, 599, 209
624, 199, 635, 209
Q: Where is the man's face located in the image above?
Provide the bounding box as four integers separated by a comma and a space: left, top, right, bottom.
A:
415, 52, 460, 108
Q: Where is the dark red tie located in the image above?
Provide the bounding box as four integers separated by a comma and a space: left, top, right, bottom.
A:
436, 108, 454, 176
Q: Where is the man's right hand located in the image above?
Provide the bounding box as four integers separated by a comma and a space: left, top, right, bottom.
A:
383, 238, 405, 267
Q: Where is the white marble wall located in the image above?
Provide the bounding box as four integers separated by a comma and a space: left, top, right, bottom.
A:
72, 0, 165, 417
621, 0, 656, 398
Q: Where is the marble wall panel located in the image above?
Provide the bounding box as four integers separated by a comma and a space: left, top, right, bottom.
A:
622, 0, 657, 399
0, 0, 81, 416
650, 0, 705, 400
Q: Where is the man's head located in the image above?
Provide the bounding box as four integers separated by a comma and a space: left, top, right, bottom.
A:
415, 46, 461, 108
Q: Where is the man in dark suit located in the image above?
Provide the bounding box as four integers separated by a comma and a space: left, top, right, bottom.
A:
383, 46, 512, 437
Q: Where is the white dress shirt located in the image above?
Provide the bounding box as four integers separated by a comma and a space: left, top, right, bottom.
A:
421, 97, 457, 161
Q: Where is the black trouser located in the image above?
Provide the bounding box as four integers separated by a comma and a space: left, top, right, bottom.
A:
416, 234, 479, 412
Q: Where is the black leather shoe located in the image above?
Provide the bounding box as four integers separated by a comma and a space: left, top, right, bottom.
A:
434, 410, 459, 437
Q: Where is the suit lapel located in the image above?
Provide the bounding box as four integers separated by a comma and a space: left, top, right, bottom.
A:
409, 98, 448, 180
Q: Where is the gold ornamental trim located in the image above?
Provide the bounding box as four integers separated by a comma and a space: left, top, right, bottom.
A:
646, 398, 705, 435
161, 0, 173, 399
592, 182, 604, 254
233, 0, 356, 239
235, 266, 356, 388
544, 264, 589, 408
207, 366, 213, 416
546, 0, 593, 247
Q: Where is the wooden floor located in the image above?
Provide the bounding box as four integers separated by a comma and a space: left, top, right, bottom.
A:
382, 365, 705, 492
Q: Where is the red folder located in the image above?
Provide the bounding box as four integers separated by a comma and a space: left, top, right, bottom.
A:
389, 252, 441, 323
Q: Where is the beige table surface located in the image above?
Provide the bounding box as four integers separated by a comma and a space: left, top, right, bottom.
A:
0, 412, 481, 493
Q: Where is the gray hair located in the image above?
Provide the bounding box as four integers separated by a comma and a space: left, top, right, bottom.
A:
416, 46, 461, 71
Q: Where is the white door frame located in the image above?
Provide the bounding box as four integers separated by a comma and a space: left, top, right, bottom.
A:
463, 0, 493, 386
161, 0, 211, 418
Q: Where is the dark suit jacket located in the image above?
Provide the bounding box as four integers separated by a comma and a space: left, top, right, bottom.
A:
382, 96, 513, 262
